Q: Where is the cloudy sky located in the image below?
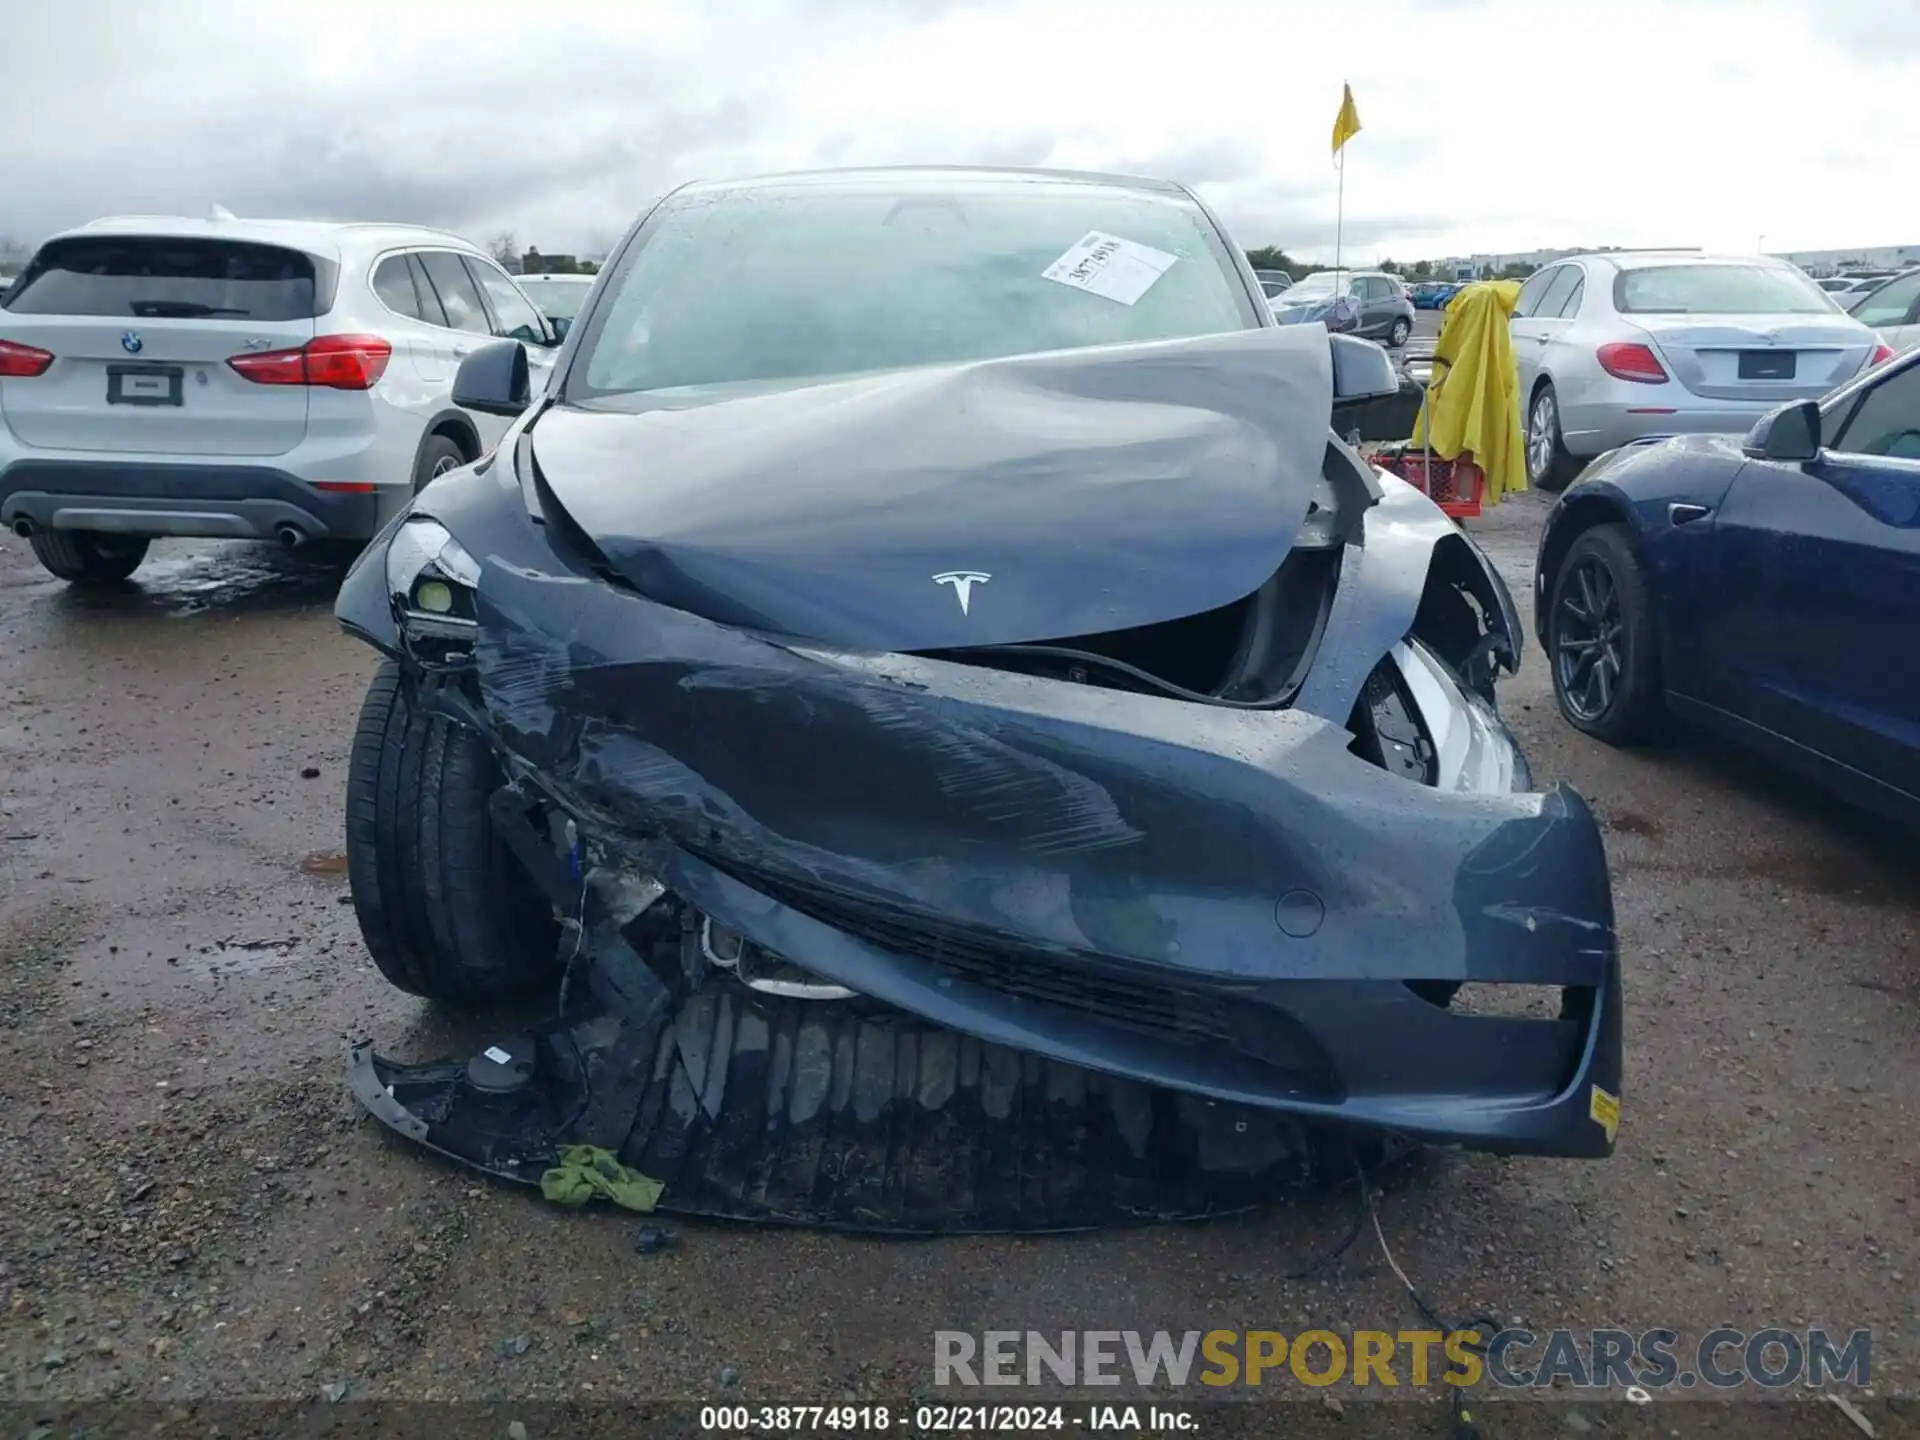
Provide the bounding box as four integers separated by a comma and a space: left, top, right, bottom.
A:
4, 0, 1915, 265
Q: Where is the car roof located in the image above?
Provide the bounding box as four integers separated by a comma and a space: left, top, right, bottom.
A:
665, 163, 1194, 202
42, 214, 482, 264
1560, 250, 1795, 271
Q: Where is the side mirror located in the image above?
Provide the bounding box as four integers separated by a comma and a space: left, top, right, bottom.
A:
1328, 332, 1400, 406
1742, 398, 1821, 462
550, 315, 572, 343
452, 339, 530, 417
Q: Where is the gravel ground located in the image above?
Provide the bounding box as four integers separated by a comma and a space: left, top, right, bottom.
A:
1, 409, 1915, 1430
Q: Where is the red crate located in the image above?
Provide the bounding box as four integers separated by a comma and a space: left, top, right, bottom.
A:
1370, 447, 1485, 519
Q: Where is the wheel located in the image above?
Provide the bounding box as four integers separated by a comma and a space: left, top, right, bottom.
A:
1388, 316, 1411, 348
1526, 383, 1580, 491
345, 660, 561, 1006
1547, 524, 1664, 745
28, 529, 149, 583
412, 434, 468, 495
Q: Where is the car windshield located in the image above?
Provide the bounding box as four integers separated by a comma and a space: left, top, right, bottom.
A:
515, 277, 591, 321
570, 179, 1260, 403
1613, 264, 1837, 315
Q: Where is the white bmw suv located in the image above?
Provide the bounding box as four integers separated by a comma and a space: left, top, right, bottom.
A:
0, 214, 560, 583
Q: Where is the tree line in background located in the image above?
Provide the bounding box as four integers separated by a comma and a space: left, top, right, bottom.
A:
1245, 245, 1538, 282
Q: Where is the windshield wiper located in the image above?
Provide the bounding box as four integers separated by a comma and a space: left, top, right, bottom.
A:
128, 301, 251, 318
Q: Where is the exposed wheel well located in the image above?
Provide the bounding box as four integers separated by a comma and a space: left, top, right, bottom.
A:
428, 415, 481, 463
1534, 492, 1632, 642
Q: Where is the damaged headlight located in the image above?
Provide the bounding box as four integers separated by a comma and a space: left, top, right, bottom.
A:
386, 517, 482, 667
387, 516, 481, 630
1392, 640, 1530, 795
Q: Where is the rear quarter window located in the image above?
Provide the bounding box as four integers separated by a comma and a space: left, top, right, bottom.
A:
2, 236, 336, 320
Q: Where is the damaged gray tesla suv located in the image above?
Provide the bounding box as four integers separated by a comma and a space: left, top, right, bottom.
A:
334, 167, 1623, 1232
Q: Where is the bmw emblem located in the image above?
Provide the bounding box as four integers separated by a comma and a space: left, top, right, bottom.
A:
121, 332, 143, 355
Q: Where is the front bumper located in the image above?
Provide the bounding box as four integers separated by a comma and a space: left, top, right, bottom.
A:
342, 480, 1623, 1161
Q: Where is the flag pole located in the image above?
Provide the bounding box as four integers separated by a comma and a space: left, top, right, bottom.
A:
1335, 144, 1345, 280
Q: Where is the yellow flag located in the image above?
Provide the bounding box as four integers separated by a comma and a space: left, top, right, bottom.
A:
1331, 83, 1362, 158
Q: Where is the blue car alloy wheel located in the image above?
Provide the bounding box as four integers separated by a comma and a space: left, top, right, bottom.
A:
1547, 524, 1664, 745
1554, 554, 1624, 723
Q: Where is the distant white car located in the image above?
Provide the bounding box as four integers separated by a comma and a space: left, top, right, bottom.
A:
1844, 268, 1920, 355
0, 214, 562, 582
1512, 250, 1888, 489
513, 272, 596, 334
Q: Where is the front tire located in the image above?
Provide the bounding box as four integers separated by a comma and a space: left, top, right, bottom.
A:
28, 530, 149, 583
1526, 383, 1580, 492
1388, 316, 1411, 348
1547, 524, 1664, 745
345, 660, 561, 1007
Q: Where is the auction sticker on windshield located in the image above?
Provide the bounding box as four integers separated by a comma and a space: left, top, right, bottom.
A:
1042, 231, 1178, 305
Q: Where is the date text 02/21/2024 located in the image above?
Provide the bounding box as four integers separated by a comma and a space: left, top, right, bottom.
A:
698, 1404, 1196, 1432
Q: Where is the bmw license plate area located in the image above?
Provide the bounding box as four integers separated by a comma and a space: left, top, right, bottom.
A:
107, 364, 184, 407
1737, 350, 1795, 380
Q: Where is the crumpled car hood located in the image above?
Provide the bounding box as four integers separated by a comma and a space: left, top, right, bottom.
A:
529, 326, 1337, 650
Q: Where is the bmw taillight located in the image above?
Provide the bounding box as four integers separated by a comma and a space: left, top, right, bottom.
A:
1596, 341, 1669, 384
229, 334, 392, 390
1871, 343, 1894, 367
0, 339, 54, 378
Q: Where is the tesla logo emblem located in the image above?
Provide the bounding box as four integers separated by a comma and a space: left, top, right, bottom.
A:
932, 571, 991, 615
120, 332, 142, 354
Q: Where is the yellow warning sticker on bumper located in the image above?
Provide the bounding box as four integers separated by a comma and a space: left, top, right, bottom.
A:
1589, 1086, 1621, 1143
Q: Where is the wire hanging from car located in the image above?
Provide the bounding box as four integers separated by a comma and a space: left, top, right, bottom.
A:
1358, 1152, 1501, 1440
1282, 1145, 1498, 1439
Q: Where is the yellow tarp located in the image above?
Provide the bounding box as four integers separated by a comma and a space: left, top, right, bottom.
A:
1410, 279, 1527, 505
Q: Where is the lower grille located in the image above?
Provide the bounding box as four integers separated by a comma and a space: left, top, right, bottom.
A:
711, 863, 1336, 1088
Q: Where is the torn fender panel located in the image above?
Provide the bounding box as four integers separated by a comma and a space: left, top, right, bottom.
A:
528, 326, 1339, 652
1292, 473, 1521, 726
347, 979, 1360, 1233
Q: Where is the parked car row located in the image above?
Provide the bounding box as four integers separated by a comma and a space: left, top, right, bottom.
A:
1816, 271, 1895, 300
1409, 280, 1464, 309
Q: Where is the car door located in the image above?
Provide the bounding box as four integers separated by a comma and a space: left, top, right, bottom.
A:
462, 255, 561, 397
368, 251, 445, 388
1363, 276, 1396, 335
1529, 264, 1586, 390
1698, 356, 1920, 803
1508, 265, 1563, 395
1340, 274, 1367, 332
1846, 270, 1920, 355
414, 250, 509, 442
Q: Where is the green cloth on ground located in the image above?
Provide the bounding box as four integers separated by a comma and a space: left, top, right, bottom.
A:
539, 1145, 664, 1212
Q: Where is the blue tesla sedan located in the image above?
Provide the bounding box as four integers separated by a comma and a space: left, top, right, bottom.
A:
1534, 346, 1920, 826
